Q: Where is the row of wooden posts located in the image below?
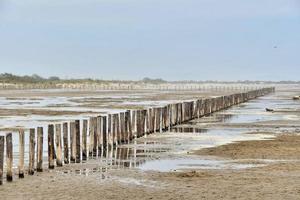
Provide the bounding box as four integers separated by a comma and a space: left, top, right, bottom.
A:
0, 87, 275, 185
0, 83, 268, 91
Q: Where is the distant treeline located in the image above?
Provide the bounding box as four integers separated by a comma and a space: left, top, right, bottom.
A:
0, 73, 298, 84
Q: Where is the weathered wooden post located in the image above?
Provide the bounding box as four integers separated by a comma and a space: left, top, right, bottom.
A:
131, 110, 136, 138
158, 107, 162, 132
0, 136, 4, 185
114, 114, 120, 144
119, 113, 125, 143
125, 111, 131, 141
150, 108, 155, 133
96, 116, 102, 156
141, 110, 146, 136
147, 108, 152, 134
63, 122, 69, 164
82, 119, 88, 161
139, 110, 144, 137
175, 104, 179, 125
102, 116, 107, 152
145, 109, 150, 134
55, 124, 63, 167
179, 103, 183, 124
124, 112, 128, 142
75, 120, 81, 163
28, 128, 35, 175
37, 127, 43, 172
48, 124, 55, 169
135, 110, 140, 137
112, 114, 117, 146
18, 130, 25, 178
154, 108, 158, 132
70, 122, 76, 163
93, 118, 98, 156
183, 102, 187, 122
89, 117, 94, 157
6, 133, 13, 182
190, 101, 194, 120
108, 114, 113, 148
161, 107, 166, 130
168, 104, 172, 129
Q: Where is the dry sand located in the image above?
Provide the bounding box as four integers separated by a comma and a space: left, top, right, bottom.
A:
194, 134, 300, 160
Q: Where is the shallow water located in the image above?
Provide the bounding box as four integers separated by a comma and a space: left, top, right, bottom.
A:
138, 158, 266, 172
2, 91, 300, 175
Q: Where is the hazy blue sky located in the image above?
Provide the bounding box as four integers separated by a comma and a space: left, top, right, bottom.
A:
0, 0, 299, 81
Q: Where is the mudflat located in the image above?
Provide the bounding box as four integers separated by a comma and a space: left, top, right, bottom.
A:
1, 133, 300, 200
1, 85, 300, 200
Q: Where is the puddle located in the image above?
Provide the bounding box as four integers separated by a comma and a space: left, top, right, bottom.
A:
113, 177, 163, 188
138, 158, 266, 172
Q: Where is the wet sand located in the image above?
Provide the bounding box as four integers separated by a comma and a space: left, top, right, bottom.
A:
1, 134, 300, 200
1, 85, 300, 199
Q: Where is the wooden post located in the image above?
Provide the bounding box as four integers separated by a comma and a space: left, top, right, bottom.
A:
96, 116, 102, 156
125, 111, 132, 141
145, 109, 150, 134
167, 104, 171, 129
179, 103, 183, 124
175, 104, 179, 125
131, 110, 136, 138
163, 107, 167, 130
148, 108, 153, 133
89, 117, 94, 157
82, 119, 88, 161
28, 128, 35, 175
70, 122, 76, 162
18, 130, 25, 178
141, 110, 146, 135
6, 133, 13, 182
120, 113, 125, 143
154, 108, 159, 132
48, 124, 55, 169
158, 108, 162, 132
37, 127, 43, 172
0, 136, 4, 185
136, 110, 141, 137
75, 120, 81, 163
107, 114, 113, 148
116, 114, 121, 144
55, 124, 63, 167
112, 114, 116, 146
93, 118, 98, 157
102, 116, 107, 151
63, 122, 69, 164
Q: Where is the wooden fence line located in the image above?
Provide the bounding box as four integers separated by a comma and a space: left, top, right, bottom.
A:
0, 87, 275, 185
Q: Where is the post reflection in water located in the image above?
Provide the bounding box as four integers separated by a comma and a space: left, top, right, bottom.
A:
61, 138, 171, 178
60, 113, 236, 178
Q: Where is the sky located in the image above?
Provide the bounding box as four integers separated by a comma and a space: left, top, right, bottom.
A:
0, 0, 299, 81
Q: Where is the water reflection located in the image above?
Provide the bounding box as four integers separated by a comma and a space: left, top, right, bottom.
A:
171, 127, 208, 133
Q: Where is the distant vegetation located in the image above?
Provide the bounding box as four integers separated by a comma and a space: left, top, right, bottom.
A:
142, 77, 167, 84
0, 73, 132, 84
0, 73, 299, 84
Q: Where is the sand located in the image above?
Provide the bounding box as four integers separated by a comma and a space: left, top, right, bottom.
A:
0, 133, 299, 200
1, 85, 300, 199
